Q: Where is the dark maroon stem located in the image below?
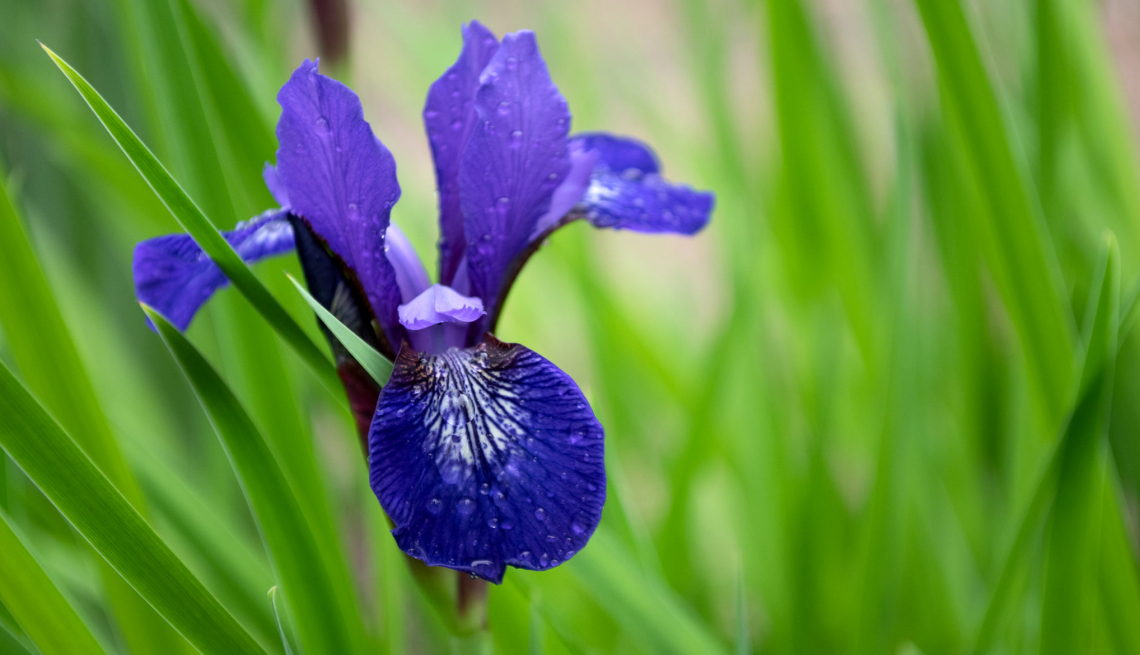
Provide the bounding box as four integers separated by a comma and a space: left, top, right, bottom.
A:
307, 0, 349, 64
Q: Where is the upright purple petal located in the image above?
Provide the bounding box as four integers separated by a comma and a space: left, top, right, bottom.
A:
133, 210, 294, 330
424, 21, 500, 287
275, 59, 406, 350
572, 132, 713, 235
459, 31, 571, 334
369, 337, 606, 583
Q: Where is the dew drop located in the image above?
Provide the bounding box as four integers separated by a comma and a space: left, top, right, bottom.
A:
488, 517, 500, 529
571, 521, 585, 535
564, 550, 576, 559
534, 507, 546, 521
519, 550, 532, 562
425, 109, 439, 118
560, 471, 569, 480
480, 483, 490, 495
427, 498, 442, 514
497, 101, 511, 116
451, 119, 464, 131
587, 483, 597, 491
539, 553, 549, 566
546, 534, 557, 542
458, 498, 476, 515
509, 130, 523, 148
395, 408, 405, 417
506, 56, 518, 70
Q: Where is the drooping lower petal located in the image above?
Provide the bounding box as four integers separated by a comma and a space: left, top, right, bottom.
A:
133, 210, 294, 330
369, 337, 606, 583
275, 59, 406, 350
425, 21, 500, 287
459, 31, 571, 335
572, 132, 713, 235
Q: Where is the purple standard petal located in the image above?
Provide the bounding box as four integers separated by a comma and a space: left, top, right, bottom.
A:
133, 210, 295, 330
398, 284, 485, 331
369, 337, 606, 583
459, 31, 571, 334
572, 132, 714, 235
425, 21, 500, 287
276, 59, 406, 351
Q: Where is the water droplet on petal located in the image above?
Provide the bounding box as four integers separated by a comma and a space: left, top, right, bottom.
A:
480, 483, 490, 495
428, 498, 442, 514
506, 57, 518, 70
451, 119, 463, 131
425, 109, 439, 118
535, 507, 546, 521
571, 521, 585, 535
488, 517, 499, 529
539, 553, 549, 566
458, 498, 476, 515
497, 101, 511, 116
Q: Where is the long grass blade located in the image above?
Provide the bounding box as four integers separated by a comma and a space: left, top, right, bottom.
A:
1039, 235, 1119, 654
0, 153, 193, 654
913, 0, 1074, 422
39, 44, 340, 394
145, 304, 369, 655
287, 273, 393, 385
0, 359, 267, 655
0, 509, 106, 655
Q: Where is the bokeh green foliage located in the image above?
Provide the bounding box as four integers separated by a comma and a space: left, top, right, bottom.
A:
1, 0, 1139, 653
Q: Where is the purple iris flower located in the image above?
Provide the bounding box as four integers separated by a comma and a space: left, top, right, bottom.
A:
132, 22, 713, 583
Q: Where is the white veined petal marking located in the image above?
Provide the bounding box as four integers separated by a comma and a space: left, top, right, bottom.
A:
421, 347, 527, 484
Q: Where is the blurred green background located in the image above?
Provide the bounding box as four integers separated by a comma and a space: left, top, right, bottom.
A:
2, 0, 1140, 653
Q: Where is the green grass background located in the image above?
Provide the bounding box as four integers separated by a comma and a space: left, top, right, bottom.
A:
2, 0, 1140, 652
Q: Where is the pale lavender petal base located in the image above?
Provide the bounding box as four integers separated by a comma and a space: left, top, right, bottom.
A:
386, 223, 431, 303
398, 284, 484, 331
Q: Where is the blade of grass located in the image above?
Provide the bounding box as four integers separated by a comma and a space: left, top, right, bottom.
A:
176, 0, 275, 214
0, 156, 193, 654
145, 304, 369, 655
913, 0, 1074, 423
0, 359, 267, 655
287, 273, 393, 385
970, 236, 1120, 653
39, 44, 341, 395
567, 528, 729, 655
1039, 234, 1119, 655
0, 509, 106, 655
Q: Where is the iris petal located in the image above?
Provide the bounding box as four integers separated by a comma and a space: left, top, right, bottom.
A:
133, 210, 294, 330
397, 284, 484, 331
573, 132, 713, 235
425, 21, 500, 287
459, 31, 571, 337
276, 59, 406, 350
369, 337, 606, 583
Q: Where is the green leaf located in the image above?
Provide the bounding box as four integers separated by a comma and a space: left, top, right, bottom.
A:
1039, 235, 1119, 655
39, 43, 341, 396
568, 528, 729, 655
970, 236, 1120, 654
287, 273, 393, 385
145, 304, 368, 655
0, 509, 106, 655
0, 153, 193, 655
0, 359, 266, 655
913, 0, 1075, 422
